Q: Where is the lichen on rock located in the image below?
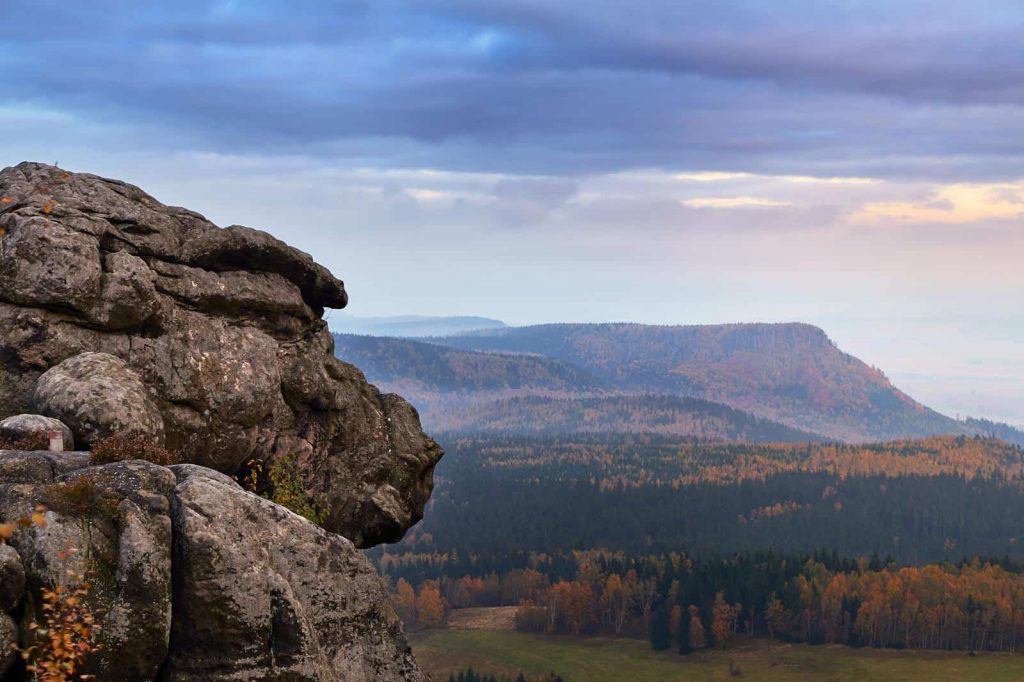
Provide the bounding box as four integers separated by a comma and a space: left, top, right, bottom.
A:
0, 161, 442, 547
0, 161, 440, 679
0, 452, 423, 681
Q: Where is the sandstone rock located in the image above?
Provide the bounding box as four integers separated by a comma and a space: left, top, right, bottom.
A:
0, 215, 102, 312
163, 465, 423, 681
0, 452, 425, 680
0, 612, 17, 676
0, 414, 74, 450
0, 543, 25, 612
0, 162, 442, 546
0, 454, 174, 681
33, 352, 165, 447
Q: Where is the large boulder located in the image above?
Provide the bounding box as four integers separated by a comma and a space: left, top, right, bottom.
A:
0, 414, 74, 450
0, 452, 424, 680
33, 353, 164, 447
0, 453, 175, 681
0, 162, 441, 547
164, 465, 423, 680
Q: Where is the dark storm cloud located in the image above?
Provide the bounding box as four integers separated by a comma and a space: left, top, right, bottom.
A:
2, 0, 1023, 178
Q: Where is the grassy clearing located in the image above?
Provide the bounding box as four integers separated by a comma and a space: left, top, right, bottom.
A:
411, 629, 1024, 681
447, 606, 518, 631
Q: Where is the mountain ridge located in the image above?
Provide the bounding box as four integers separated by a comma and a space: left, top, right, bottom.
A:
424, 322, 959, 442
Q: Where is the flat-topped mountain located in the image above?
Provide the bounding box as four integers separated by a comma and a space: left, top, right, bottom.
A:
334, 333, 823, 440
338, 322, 967, 442
434, 323, 960, 441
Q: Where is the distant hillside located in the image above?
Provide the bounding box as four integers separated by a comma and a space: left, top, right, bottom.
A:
330, 315, 506, 337
431, 394, 824, 441
333, 333, 600, 392
964, 417, 1024, 447
432, 323, 962, 442
334, 333, 827, 442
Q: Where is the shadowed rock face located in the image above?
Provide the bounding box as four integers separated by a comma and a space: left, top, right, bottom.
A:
0, 162, 442, 547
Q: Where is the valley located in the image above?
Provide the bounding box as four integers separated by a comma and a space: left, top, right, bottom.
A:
342, 321, 1024, 678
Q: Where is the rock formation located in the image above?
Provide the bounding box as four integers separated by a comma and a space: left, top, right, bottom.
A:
0, 162, 442, 548
0, 414, 74, 450
0, 162, 442, 679
0, 451, 422, 680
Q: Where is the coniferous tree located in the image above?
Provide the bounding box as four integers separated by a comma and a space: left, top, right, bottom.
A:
650, 605, 671, 650
678, 603, 693, 654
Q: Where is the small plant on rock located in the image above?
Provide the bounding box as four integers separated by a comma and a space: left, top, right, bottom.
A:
89, 432, 177, 466
41, 474, 122, 554
22, 551, 102, 682
239, 455, 326, 525
41, 476, 121, 522
266, 454, 327, 526
0, 432, 49, 451
268, 454, 327, 522
0, 505, 47, 543
2, 509, 100, 680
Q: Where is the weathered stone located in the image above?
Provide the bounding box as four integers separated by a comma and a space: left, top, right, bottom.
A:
1, 458, 175, 681
0, 612, 17, 676
0, 214, 102, 312
0, 162, 442, 547
0, 452, 428, 679
86, 251, 162, 330
0, 414, 75, 450
0, 543, 25, 612
33, 352, 165, 447
163, 465, 423, 681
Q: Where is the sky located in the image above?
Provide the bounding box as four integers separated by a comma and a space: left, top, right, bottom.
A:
1, 1, 1022, 424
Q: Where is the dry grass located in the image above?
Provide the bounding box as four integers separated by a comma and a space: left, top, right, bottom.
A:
448, 607, 519, 632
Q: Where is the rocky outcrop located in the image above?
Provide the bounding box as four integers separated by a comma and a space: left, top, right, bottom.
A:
0, 162, 442, 547
165, 465, 422, 680
34, 353, 165, 446
0, 452, 422, 681
0, 414, 74, 450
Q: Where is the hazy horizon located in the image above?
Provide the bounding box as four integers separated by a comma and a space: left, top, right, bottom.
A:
3, 1, 1021, 426
328, 311, 1022, 427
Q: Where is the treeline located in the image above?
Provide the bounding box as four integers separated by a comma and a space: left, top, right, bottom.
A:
387, 550, 1024, 652
965, 417, 1024, 448
391, 434, 1024, 563
438, 434, 1024, 488
431, 394, 822, 442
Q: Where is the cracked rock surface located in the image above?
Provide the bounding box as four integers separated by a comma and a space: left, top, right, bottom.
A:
0, 452, 422, 681
0, 162, 442, 547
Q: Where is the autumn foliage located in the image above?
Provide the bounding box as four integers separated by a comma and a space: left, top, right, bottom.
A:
1, 509, 100, 680
22, 556, 101, 681
388, 547, 1024, 654
89, 432, 177, 466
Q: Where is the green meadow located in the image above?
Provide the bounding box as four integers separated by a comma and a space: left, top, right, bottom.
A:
412, 629, 1024, 681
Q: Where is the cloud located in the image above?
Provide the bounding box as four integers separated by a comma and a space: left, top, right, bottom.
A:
1, 1, 1023, 179
682, 196, 793, 209
850, 182, 1024, 224
675, 171, 753, 182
